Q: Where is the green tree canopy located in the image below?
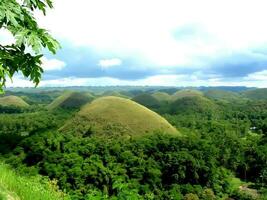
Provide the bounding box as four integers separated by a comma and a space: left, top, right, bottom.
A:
0, 0, 60, 93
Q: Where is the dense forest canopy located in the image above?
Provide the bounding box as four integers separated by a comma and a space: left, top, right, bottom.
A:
0, 87, 266, 199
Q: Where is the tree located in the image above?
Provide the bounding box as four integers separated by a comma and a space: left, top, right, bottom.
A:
0, 0, 60, 93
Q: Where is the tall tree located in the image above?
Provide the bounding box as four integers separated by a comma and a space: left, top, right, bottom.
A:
0, 0, 60, 93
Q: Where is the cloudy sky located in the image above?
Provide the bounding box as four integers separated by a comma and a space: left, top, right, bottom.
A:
2, 0, 267, 87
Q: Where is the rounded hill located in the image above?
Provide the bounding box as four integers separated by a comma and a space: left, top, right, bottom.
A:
170, 95, 218, 116
132, 93, 161, 109
152, 92, 172, 102
0, 96, 29, 107
47, 92, 93, 110
241, 88, 267, 100
171, 89, 203, 101
61, 96, 178, 137
204, 90, 242, 102
101, 91, 129, 98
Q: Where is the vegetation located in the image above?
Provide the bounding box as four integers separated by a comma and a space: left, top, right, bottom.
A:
171, 89, 204, 101
0, 0, 59, 92
0, 162, 69, 200
132, 93, 161, 109
0, 87, 266, 199
151, 92, 172, 102
47, 91, 93, 110
0, 95, 29, 107
61, 96, 178, 137
204, 90, 242, 102
242, 88, 267, 100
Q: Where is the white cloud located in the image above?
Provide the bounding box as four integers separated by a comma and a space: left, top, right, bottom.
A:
35, 0, 267, 68
5, 74, 267, 88
41, 57, 66, 71
98, 58, 122, 69
245, 70, 267, 81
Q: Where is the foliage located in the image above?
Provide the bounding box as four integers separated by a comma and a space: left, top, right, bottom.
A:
0, 162, 69, 200
0, 0, 59, 92
0, 89, 267, 199
47, 91, 93, 110
61, 96, 178, 137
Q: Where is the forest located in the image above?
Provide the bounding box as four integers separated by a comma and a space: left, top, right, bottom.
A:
0, 87, 266, 200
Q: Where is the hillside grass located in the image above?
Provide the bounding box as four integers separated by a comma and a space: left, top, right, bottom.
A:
152, 92, 172, 102
100, 91, 129, 99
170, 95, 218, 116
132, 93, 161, 108
204, 90, 243, 102
47, 91, 93, 110
62, 96, 179, 137
0, 96, 29, 107
241, 88, 267, 100
0, 162, 69, 200
171, 89, 203, 101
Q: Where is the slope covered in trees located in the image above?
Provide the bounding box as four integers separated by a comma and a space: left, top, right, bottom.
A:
0, 87, 266, 199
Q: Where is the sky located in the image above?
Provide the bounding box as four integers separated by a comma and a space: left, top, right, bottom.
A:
2, 0, 267, 87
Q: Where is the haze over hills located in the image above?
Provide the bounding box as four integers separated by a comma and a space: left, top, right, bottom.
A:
241, 88, 267, 100
61, 96, 178, 137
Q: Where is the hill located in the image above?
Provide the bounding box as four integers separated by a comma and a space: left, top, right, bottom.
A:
132, 93, 161, 108
170, 95, 218, 116
47, 92, 93, 110
241, 88, 267, 100
0, 162, 68, 200
152, 92, 172, 102
0, 96, 29, 107
204, 90, 242, 102
61, 96, 178, 137
100, 91, 129, 98
171, 89, 203, 101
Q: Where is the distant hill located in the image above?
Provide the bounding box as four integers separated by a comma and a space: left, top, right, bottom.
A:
101, 91, 129, 98
152, 92, 172, 102
171, 89, 204, 101
170, 95, 218, 116
241, 88, 267, 100
0, 96, 29, 107
61, 96, 178, 137
132, 93, 161, 108
204, 90, 242, 102
47, 91, 93, 110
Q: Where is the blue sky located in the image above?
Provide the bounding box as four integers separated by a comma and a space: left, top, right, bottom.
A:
2, 0, 267, 87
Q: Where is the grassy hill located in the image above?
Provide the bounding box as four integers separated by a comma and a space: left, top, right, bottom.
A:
152, 92, 172, 102
61, 96, 178, 137
0, 162, 68, 200
171, 89, 203, 101
241, 88, 267, 100
47, 91, 93, 110
100, 91, 129, 98
0, 96, 29, 107
170, 95, 218, 116
132, 93, 161, 108
204, 90, 242, 102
